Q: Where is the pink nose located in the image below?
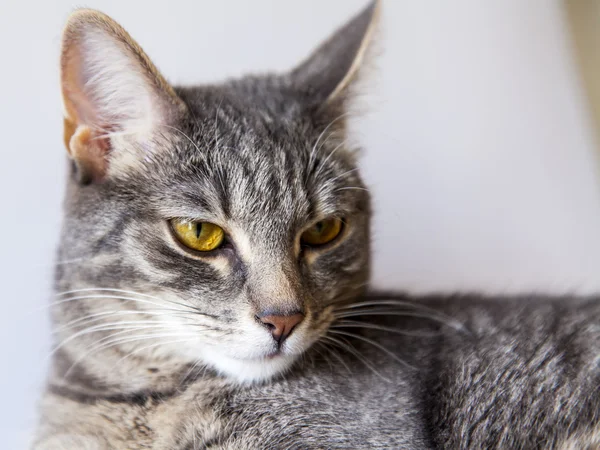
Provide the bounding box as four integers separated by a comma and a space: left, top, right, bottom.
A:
258, 312, 304, 344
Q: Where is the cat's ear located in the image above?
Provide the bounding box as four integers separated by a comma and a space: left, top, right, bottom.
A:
60, 9, 186, 183
290, 0, 380, 113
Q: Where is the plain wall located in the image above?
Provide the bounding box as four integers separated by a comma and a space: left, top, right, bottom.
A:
1, 0, 600, 447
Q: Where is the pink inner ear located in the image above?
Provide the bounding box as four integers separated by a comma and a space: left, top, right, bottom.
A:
62, 41, 103, 131
61, 34, 120, 183
68, 124, 111, 184
59, 9, 187, 184
62, 83, 112, 183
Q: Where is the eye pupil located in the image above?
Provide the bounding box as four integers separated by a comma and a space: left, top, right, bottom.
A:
301, 218, 343, 247
170, 219, 225, 252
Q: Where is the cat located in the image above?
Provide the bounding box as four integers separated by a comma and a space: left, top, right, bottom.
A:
34, 1, 600, 449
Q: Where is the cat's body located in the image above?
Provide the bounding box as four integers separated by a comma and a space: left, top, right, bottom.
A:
37, 294, 600, 449
36, 2, 600, 449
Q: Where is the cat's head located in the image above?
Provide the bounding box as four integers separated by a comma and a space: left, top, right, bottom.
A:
53, 1, 379, 387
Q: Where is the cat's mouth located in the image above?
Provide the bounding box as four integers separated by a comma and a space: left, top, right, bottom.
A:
264, 350, 282, 359
198, 345, 299, 383
185, 318, 320, 383
242, 348, 288, 361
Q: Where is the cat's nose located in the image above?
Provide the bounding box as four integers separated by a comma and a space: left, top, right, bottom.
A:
257, 311, 304, 344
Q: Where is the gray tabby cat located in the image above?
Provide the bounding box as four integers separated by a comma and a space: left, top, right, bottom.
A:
35, 1, 600, 448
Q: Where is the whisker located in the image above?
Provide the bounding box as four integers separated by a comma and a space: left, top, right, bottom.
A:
333, 298, 461, 325
214, 101, 222, 151
335, 186, 370, 193
326, 167, 360, 185
321, 335, 390, 383
328, 329, 417, 371
316, 341, 351, 374
55, 309, 206, 333
179, 357, 207, 387
313, 140, 347, 180
45, 294, 198, 316
335, 299, 464, 326
60, 320, 182, 333
161, 124, 202, 154
307, 112, 350, 177
333, 309, 465, 331
51, 319, 216, 360
113, 337, 197, 367
311, 342, 336, 373
335, 299, 440, 312
331, 320, 441, 338
62, 331, 200, 379
49, 322, 182, 359
53, 288, 218, 318
57, 328, 162, 376
55, 287, 175, 304
53, 287, 161, 298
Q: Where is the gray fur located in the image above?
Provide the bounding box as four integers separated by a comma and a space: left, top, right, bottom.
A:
36, 2, 600, 449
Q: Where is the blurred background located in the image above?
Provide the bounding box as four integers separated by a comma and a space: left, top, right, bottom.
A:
1, 0, 599, 447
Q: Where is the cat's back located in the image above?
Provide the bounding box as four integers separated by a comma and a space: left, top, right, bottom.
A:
418, 294, 600, 449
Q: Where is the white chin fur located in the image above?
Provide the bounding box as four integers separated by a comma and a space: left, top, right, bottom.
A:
201, 346, 298, 384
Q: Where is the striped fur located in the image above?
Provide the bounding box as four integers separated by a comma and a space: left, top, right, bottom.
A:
35, 2, 600, 448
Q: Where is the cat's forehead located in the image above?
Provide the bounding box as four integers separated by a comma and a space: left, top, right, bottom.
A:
176, 80, 311, 148
136, 90, 361, 239
150, 82, 358, 223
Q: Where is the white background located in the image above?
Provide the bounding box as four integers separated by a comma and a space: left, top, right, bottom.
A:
1, 0, 600, 447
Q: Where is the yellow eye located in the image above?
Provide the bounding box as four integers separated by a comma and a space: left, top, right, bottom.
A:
301, 218, 343, 246
170, 219, 225, 252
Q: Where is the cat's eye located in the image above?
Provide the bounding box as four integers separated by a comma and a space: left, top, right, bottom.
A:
170, 219, 225, 252
301, 218, 343, 247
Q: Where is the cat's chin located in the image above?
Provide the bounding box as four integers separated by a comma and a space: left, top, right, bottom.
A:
202, 347, 298, 384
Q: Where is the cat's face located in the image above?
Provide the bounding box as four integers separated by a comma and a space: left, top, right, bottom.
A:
54, 2, 378, 384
